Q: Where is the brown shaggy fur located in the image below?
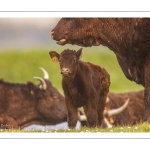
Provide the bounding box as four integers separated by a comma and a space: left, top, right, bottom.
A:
102, 90, 144, 127
51, 18, 150, 123
0, 69, 67, 129
49, 48, 110, 128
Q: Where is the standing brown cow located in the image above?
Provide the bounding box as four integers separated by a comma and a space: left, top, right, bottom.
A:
50, 18, 150, 124
49, 48, 110, 128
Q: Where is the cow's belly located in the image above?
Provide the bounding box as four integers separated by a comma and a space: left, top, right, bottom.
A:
70, 94, 87, 107
116, 53, 144, 86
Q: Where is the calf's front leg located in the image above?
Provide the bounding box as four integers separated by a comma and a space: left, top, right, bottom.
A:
65, 98, 78, 128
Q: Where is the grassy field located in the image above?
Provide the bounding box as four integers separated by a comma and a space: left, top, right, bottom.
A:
0, 46, 146, 132
1, 122, 150, 133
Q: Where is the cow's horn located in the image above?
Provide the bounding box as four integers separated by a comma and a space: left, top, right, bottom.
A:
103, 117, 113, 128
39, 67, 49, 79
77, 107, 87, 121
105, 98, 130, 117
34, 77, 47, 90
106, 96, 110, 103
78, 114, 87, 121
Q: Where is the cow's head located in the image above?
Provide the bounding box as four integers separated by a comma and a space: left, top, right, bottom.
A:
49, 48, 82, 79
51, 18, 101, 47
26, 67, 52, 98
26, 67, 67, 122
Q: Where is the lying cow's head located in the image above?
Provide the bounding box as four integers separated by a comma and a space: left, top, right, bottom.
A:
31, 68, 67, 122
19, 67, 67, 127
49, 48, 82, 79
0, 67, 67, 129
26, 67, 56, 100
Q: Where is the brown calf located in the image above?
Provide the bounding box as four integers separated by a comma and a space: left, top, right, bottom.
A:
49, 48, 110, 128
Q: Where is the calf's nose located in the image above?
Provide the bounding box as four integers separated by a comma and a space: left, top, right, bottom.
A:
61, 68, 70, 74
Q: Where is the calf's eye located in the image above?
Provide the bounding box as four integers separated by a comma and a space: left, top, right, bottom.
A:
73, 59, 76, 63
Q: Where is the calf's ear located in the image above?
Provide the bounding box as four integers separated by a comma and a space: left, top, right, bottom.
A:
49, 51, 60, 62
76, 48, 83, 59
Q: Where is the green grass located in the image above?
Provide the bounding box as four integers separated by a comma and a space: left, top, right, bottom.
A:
1, 122, 150, 133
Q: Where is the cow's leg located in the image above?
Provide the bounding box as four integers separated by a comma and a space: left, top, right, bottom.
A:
65, 98, 78, 128
97, 95, 107, 127
84, 99, 98, 128
143, 55, 150, 123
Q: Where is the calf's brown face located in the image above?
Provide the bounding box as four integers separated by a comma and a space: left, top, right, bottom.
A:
49, 48, 82, 78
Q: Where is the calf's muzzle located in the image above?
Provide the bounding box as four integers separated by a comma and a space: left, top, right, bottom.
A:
61, 68, 71, 75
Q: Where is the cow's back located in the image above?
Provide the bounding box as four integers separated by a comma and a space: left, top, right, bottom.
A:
107, 90, 144, 126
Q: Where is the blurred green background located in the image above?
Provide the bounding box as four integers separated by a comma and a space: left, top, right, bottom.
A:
0, 46, 144, 95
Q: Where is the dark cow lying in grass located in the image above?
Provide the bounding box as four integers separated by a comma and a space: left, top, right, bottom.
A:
0, 67, 67, 129
49, 48, 110, 128
78, 90, 144, 128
